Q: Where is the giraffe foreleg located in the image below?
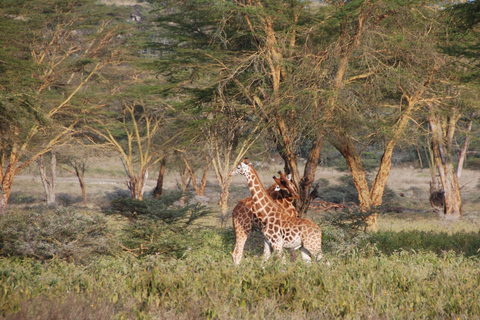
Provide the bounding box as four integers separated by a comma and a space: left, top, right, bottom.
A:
271, 241, 285, 263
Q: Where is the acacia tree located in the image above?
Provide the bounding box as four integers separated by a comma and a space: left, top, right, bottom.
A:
0, 0, 131, 214
305, 0, 466, 230
420, 0, 480, 217
152, 0, 474, 228
89, 102, 168, 200
153, 0, 327, 216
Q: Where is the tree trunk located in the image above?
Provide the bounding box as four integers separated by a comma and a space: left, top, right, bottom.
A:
1, 146, 21, 208
330, 135, 377, 230
370, 140, 395, 206
153, 157, 167, 199
296, 134, 324, 217
181, 154, 211, 196
197, 157, 211, 196
456, 117, 473, 179
428, 112, 462, 217
0, 184, 7, 216
37, 151, 57, 206
59, 162, 88, 205
127, 169, 147, 200
77, 171, 87, 205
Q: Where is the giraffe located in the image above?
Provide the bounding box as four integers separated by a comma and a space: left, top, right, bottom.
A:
231, 172, 299, 265
231, 158, 323, 263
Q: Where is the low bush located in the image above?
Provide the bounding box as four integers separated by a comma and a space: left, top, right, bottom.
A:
0, 208, 118, 262
57, 193, 83, 207
106, 191, 210, 258
8, 193, 37, 205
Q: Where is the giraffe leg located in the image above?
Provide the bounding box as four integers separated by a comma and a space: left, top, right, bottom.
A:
262, 240, 273, 262
288, 248, 297, 262
232, 232, 248, 265
302, 242, 322, 262
272, 242, 285, 263
299, 247, 312, 263
232, 213, 252, 265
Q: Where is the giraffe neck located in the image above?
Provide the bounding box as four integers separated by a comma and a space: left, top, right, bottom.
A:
244, 165, 276, 220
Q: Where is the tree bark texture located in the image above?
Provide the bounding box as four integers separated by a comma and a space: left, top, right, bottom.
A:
37, 151, 57, 205
428, 112, 462, 217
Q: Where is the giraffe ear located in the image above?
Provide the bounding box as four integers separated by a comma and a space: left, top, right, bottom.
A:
286, 174, 292, 181
274, 185, 281, 191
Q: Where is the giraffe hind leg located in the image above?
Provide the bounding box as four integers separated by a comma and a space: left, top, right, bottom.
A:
232, 221, 251, 265
299, 247, 312, 263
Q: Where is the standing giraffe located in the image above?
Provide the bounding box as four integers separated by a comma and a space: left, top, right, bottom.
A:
231, 158, 323, 263
231, 172, 298, 265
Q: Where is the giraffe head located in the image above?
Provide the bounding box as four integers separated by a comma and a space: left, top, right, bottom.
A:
273, 171, 299, 199
230, 158, 251, 176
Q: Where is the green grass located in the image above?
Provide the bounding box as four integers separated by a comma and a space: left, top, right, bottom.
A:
1, 208, 480, 319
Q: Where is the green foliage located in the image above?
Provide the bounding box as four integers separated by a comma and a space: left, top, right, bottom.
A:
107, 191, 210, 258
367, 230, 480, 257
322, 206, 371, 233
2, 234, 480, 319
0, 208, 117, 262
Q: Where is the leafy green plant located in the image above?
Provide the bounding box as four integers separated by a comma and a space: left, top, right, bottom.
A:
107, 191, 210, 258
0, 208, 117, 262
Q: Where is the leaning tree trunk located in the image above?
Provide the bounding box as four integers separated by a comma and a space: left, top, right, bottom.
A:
331, 135, 376, 231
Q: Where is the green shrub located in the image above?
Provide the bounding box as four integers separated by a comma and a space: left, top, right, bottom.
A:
0, 208, 118, 262
57, 193, 82, 207
8, 193, 37, 205
106, 191, 210, 258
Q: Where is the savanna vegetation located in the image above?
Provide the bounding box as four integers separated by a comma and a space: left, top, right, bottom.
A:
1, 0, 480, 319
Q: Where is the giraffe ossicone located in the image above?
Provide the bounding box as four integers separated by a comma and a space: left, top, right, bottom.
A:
231, 158, 323, 264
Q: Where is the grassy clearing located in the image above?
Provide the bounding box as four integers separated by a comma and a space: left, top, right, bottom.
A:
1, 209, 480, 319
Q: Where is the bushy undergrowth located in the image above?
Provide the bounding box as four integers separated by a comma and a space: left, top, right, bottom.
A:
2, 202, 480, 319
0, 208, 117, 262
106, 191, 210, 258
1, 238, 480, 319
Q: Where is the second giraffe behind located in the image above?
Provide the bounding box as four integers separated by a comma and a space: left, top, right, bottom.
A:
230, 158, 323, 263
